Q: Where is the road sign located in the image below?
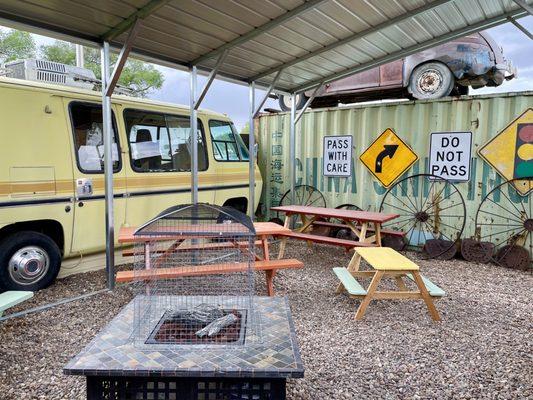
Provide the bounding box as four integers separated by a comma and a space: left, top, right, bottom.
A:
323, 135, 353, 177
478, 108, 533, 195
429, 132, 472, 182
359, 128, 418, 187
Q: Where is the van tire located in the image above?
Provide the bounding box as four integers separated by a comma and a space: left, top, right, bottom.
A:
0, 231, 61, 291
408, 62, 454, 100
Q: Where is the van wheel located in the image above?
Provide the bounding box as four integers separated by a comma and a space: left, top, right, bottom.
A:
279, 93, 308, 111
408, 62, 454, 100
0, 231, 61, 291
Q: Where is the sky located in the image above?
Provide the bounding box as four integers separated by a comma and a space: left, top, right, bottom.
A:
2, 16, 532, 130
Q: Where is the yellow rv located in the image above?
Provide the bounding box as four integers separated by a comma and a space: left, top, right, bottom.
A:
0, 76, 261, 291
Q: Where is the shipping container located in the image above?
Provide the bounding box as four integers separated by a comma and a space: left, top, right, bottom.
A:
256, 91, 533, 243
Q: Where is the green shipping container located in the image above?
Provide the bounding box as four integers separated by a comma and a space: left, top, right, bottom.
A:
256, 91, 533, 242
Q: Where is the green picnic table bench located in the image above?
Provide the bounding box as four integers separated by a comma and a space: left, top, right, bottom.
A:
0, 291, 33, 317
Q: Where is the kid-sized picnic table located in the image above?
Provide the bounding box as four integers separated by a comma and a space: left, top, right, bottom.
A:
117, 222, 302, 296
334, 247, 444, 321
270, 205, 400, 259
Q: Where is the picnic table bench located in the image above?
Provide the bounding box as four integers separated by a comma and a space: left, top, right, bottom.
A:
334, 247, 443, 321
271, 205, 399, 258
0, 291, 33, 317
118, 222, 302, 296
311, 220, 406, 238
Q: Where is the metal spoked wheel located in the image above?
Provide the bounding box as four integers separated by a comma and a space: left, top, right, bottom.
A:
269, 185, 326, 226
475, 178, 532, 271
330, 204, 362, 239
379, 173, 466, 259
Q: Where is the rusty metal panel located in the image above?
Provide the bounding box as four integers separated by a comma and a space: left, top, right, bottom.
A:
257, 91, 533, 240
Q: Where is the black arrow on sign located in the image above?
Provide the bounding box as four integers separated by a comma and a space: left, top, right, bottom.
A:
375, 144, 399, 173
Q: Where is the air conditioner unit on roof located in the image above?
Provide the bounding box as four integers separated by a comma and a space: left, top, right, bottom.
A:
4, 58, 97, 90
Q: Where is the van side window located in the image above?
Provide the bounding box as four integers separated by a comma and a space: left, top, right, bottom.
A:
124, 109, 207, 172
70, 103, 121, 173
209, 120, 249, 162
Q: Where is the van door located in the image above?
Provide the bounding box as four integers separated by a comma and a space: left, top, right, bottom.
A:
65, 100, 127, 254
208, 119, 252, 213
120, 108, 213, 228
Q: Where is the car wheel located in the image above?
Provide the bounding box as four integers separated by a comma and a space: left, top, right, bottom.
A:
279, 93, 309, 111
408, 62, 455, 100
0, 231, 61, 291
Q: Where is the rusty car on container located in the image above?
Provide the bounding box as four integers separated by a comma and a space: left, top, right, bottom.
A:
279, 31, 515, 110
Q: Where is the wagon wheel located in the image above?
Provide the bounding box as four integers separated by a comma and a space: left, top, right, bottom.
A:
475, 177, 532, 271
379, 173, 466, 259
331, 203, 362, 239
269, 185, 327, 227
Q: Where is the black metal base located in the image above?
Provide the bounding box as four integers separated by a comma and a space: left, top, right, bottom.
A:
87, 376, 286, 400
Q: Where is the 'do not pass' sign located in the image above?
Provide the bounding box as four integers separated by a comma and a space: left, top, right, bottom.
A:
429, 132, 472, 181
323, 135, 353, 177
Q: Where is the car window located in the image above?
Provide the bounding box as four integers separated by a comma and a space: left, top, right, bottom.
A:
209, 120, 249, 161
69, 102, 121, 173
124, 109, 207, 172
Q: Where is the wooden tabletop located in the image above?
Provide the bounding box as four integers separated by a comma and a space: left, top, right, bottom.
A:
118, 221, 290, 244
270, 205, 399, 223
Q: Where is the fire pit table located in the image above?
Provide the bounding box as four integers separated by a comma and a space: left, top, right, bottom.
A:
64, 295, 303, 399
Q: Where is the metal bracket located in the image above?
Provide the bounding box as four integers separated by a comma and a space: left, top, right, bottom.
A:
294, 82, 323, 124
513, 0, 533, 16
253, 70, 282, 118
509, 17, 533, 40
105, 18, 141, 97
194, 50, 229, 110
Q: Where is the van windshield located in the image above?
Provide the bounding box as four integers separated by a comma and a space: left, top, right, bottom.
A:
209, 120, 249, 162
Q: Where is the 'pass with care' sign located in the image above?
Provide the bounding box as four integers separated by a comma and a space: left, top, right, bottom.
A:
323, 135, 353, 177
429, 131, 472, 181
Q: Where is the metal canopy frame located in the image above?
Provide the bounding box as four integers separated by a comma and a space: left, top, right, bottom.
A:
0, 0, 530, 290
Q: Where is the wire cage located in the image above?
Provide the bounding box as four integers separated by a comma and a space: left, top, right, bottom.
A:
132, 203, 261, 348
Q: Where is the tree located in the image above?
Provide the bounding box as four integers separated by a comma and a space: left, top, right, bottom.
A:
0, 29, 36, 63
40, 40, 164, 97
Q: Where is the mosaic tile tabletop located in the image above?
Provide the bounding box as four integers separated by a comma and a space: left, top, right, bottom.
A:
64, 296, 304, 379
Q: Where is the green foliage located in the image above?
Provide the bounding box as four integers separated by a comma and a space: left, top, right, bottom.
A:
0, 29, 36, 62
240, 123, 250, 135
40, 40, 164, 97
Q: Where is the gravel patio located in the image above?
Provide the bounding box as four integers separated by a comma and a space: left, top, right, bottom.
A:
0, 241, 531, 399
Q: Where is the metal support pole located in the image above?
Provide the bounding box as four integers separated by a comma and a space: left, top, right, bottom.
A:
289, 94, 296, 206
190, 66, 198, 204
101, 42, 115, 290
75, 44, 84, 68
248, 82, 256, 219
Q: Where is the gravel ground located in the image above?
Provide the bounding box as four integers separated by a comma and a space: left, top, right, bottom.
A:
0, 242, 531, 399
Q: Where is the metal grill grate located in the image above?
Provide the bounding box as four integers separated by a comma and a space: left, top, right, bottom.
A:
132, 203, 261, 348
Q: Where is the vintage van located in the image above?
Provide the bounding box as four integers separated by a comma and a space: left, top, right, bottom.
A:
0, 76, 261, 291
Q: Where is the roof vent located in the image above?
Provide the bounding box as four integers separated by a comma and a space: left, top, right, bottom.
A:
3, 58, 96, 90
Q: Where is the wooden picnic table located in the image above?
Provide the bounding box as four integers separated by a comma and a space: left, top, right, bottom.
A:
271, 205, 399, 257
117, 222, 300, 296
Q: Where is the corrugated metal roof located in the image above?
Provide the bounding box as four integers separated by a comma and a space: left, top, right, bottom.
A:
0, 0, 530, 92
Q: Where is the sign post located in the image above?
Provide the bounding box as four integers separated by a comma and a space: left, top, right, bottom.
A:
323, 135, 353, 177
429, 132, 472, 181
